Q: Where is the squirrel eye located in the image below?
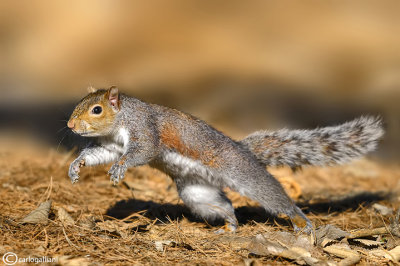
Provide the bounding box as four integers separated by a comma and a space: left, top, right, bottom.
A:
92, 106, 102, 114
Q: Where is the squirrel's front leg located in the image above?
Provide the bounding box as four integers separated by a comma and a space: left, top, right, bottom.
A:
69, 145, 121, 183
108, 141, 158, 185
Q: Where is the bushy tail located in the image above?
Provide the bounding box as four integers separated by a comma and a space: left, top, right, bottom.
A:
240, 116, 384, 168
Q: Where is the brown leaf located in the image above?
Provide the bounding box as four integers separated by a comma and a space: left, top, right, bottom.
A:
315, 224, 349, 246
372, 203, 393, 216
96, 220, 141, 239
370, 246, 400, 262
351, 238, 382, 248
57, 207, 75, 226
323, 244, 360, 266
20, 200, 52, 225
247, 232, 321, 265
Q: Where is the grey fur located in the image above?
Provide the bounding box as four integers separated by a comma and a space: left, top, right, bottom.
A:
241, 116, 384, 169
68, 90, 384, 233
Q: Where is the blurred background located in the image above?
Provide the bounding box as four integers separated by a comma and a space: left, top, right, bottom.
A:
0, 0, 399, 159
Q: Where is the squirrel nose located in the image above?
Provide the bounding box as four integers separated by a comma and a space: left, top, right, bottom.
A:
67, 119, 75, 129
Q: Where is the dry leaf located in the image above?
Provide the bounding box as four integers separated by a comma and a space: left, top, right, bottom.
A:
348, 227, 388, 239
281, 247, 320, 265
315, 224, 349, 246
20, 200, 52, 225
352, 238, 382, 248
96, 220, 126, 238
389, 209, 400, 237
79, 217, 96, 230
155, 240, 174, 252
57, 207, 75, 226
247, 232, 320, 265
321, 238, 338, 248
372, 203, 393, 216
248, 234, 285, 256
323, 244, 360, 266
96, 220, 141, 239
370, 246, 400, 261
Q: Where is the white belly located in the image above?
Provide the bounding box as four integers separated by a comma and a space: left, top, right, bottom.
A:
98, 127, 129, 157
114, 128, 129, 152
157, 151, 217, 185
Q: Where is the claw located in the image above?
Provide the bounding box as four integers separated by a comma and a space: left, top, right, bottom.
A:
214, 223, 237, 234
70, 175, 79, 184
108, 163, 127, 185
68, 159, 84, 184
291, 210, 314, 235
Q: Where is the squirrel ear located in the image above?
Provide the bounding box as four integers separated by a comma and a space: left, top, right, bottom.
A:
87, 86, 97, 93
107, 86, 120, 110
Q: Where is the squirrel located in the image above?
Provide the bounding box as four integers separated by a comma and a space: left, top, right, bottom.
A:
67, 86, 384, 233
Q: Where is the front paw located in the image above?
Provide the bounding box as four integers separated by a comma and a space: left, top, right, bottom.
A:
68, 159, 85, 184
108, 163, 127, 185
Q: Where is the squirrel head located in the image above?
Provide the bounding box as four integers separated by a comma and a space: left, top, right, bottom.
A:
67, 86, 120, 137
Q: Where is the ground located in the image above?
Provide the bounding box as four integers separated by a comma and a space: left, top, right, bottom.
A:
0, 135, 399, 265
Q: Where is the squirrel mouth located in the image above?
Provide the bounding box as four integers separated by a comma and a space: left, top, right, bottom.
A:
71, 129, 90, 136
75, 131, 99, 137
78, 131, 94, 136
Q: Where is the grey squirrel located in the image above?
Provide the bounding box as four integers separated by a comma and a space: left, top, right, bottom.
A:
67, 86, 384, 233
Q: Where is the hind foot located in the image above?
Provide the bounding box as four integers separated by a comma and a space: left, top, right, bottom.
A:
214, 222, 238, 234
290, 207, 313, 234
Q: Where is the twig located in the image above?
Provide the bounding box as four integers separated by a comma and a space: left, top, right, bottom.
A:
347, 227, 388, 239
62, 226, 79, 249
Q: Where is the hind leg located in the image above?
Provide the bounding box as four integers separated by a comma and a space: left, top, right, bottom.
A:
177, 182, 238, 232
227, 169, 312, 233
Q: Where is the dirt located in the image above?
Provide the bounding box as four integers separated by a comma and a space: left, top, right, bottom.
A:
0, 135, 399, 265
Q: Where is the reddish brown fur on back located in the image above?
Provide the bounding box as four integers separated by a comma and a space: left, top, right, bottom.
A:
160, 123, 220, 167
160, 124, 200, 159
